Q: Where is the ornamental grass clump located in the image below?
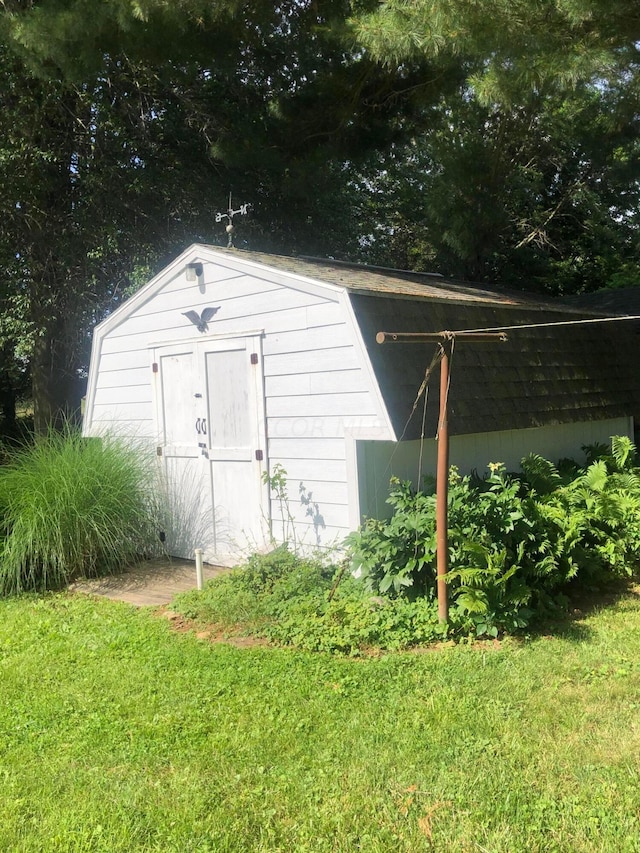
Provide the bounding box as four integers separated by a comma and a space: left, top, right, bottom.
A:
0, 429, 164, 594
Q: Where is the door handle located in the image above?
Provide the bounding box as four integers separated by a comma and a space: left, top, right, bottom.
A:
201, 418, 207, 435
195, 417, 201, 434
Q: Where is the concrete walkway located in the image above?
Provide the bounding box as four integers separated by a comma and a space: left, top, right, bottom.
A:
70, 557, 228, 607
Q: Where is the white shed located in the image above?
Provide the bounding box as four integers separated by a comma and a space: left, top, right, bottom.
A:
83, 245, 638, 564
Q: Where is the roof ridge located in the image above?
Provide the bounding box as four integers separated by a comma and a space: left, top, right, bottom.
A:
197, 244, 604, 314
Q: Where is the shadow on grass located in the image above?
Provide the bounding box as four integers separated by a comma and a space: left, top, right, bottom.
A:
528, 578, 640, 644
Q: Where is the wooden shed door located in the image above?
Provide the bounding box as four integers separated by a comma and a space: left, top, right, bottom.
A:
155, 344, 215, 560
154, 336, 266, 562
200, 336, 267, 557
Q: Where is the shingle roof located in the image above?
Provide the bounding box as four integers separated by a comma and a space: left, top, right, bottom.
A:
205, 247, 640, 439
562, 286, 640, 316
351, 294, 639, 439
205, 247, 583, 309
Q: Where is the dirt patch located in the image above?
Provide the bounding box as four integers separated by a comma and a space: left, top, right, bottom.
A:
155, 606, 269, 649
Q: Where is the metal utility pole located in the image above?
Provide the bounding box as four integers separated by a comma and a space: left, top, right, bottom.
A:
436, 340, 450, 623
376, 330, 507, 622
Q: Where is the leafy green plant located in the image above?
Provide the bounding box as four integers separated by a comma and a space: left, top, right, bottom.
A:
346, 477, 438, 598
173, 546, 452, 653
519, 452, 563, 494
347, 438, 640, 638
553, 460, 640, 581
262, 464, 327, 550
262, 463, 297, 547
447, 546, 533, 637
348, 466, 540, 631
0, 428, 164, 594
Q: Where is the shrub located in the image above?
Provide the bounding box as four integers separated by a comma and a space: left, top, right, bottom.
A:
347, 468, 540, 635
0, 429, 164, 594
348, 477, 438, 598
347, 438, 640, 637
551, 451, 640, 581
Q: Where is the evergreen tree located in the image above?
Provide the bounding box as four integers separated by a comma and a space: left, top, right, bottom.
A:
344, 82, 640, 292
0, 1, 429, 429
350, 0, 640, 102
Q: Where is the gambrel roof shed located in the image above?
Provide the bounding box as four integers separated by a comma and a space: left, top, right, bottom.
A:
83, 245, 639, 563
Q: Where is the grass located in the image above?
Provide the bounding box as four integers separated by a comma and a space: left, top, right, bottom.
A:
0, 588, 639, 851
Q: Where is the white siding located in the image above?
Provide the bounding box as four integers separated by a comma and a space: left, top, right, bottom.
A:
89, 401, 155, 429
356, 416, 634, 520
84, 250, 392, 554
92, 385, 152, 405
93, 367, 150, 388
268, 415, 386, 440
264, 346, 361, 376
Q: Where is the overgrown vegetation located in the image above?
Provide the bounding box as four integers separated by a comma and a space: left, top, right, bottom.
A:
2, 1, 639, 429
175, 546, 448, 654
349, 436, 640, 638
0, 429, 164, 594
178, 438, 640, 652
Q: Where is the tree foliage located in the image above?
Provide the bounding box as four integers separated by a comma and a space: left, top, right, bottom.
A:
0, 0, 638, 427
351, 0, 640, 102
0, 1, 434, 428
0, 47, 229, 429
345, 81, 640, 290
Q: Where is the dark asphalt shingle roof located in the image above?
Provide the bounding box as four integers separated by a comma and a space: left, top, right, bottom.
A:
562, 286, 640, 316
207, 248, 640, 439
351, 294, 639, 439
206, 247, 584, 309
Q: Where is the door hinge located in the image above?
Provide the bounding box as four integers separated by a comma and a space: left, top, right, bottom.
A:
152, 362, 158, 373
255, 449, 264, 461
156, 446, 163, 457
250, 352, 259, 365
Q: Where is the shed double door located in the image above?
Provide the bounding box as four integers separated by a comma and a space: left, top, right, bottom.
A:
153, 335, 267, 563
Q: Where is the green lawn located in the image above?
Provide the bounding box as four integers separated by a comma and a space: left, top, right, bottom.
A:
0, 590, 639, 852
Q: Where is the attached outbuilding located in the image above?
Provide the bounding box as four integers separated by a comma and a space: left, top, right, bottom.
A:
83, 245, 639, 563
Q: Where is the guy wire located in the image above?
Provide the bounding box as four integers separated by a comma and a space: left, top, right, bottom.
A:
416, 362, 431, 489
397, 346, 444, 444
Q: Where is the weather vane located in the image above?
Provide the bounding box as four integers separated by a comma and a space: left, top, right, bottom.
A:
215, 193, 250, 248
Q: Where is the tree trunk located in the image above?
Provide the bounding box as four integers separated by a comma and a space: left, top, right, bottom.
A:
27, 86, 83, 435
31, 320, 82, 435
0, 383, 16, 430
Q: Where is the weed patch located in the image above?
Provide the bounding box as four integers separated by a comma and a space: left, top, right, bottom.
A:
174, 546, 455, 653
